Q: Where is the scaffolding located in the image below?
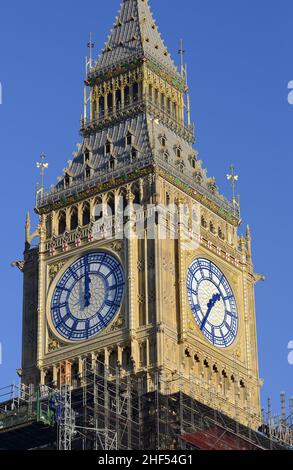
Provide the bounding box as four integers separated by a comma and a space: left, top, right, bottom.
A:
64, 359, 142, 450
261, 394, 293, 449
0, 364, 292, 450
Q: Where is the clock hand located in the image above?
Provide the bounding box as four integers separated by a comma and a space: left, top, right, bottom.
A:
84, 258, 92, 308
200, 293, 221, 331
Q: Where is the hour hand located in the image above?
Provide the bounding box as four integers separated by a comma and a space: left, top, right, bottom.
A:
201, 293, 221, 331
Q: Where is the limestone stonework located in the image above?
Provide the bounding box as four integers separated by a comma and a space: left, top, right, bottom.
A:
20, 0, 262, 430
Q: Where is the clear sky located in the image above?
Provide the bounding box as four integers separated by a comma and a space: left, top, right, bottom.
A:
0, 0, 292, 417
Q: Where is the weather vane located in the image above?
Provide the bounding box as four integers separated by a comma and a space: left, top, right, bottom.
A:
227, 165, 240, 216
36, 152, 49, 192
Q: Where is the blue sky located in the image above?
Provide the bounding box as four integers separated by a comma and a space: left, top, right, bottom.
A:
0, 0, 292, 416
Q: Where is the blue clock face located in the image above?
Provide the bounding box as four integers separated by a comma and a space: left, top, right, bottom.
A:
187, 258, 238, 348
51, 252, 125, 342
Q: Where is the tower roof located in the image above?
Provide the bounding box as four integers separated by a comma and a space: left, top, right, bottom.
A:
93, 0, 180, 78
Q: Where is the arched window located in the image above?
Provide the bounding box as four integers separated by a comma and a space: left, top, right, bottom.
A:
218, 227, 225, 240
107, 93, 113, 113
99, 96, 104, 117
126, 132, 133, 147
105, 140, 112, 155
116, 89, 121, 110
176, 147, 181, 159
201, 216, 207, 229
94, 199, 103, 221
133, 82, 139, 102
70, 207, 78, 231
84, 148, 90, 163
58, 212, 66, 235
161, 136, 166, 147
64, 174, 70, 188
124, 85, 130, 105
82, 203, 90, 226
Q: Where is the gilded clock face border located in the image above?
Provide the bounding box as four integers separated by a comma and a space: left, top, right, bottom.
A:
45, 248, 126, 345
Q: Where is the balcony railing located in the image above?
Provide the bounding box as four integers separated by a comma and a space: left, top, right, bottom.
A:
36, 155, 153, 209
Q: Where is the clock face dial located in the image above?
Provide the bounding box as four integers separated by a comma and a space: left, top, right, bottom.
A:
187, 258, 238, 348
50, 252, 125, 341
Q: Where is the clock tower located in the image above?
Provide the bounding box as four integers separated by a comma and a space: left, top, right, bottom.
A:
21, 0, 262, 431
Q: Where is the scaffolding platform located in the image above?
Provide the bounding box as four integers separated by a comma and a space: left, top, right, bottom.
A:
0, 363, 291, 451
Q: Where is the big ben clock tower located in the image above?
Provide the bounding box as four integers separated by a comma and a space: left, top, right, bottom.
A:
20, 0, 262, 431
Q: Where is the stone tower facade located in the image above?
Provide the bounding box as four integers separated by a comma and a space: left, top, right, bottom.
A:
21, 0, 262, 429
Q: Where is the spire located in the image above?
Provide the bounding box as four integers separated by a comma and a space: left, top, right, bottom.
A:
93, 0, 180, 78
246, 224, 252, 259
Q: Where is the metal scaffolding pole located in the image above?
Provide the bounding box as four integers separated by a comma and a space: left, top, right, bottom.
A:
58, 384, 73, 451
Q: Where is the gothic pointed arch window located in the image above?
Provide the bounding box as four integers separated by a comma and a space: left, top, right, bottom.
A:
82, 202, 91, 226
64, 173, 71, 188
107, 92, 113, 113
84, 148, 90, 163
160, 135, 167, 148
70, 207, 78, 231
124, 85, 130, 105
99, 96, 104, 118
201, 216, 207, 229
218, 226, 225, 240
116, 89, 121, 110
175, 146, 182, 159
189, 154, 197, 169
133, 82, 139, 102
105, 139, 113, 156
58, 211, 66, 235
94, 197, 103, 222
126, 131, 133, 147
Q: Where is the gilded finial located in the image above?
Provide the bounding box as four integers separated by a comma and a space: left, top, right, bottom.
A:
178, 39, 185, 78
227, 165, 240, 217
36, 153, 49, 192
87, 33, 94, 71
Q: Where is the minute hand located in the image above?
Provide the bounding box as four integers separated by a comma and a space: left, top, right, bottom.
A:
84, 261, 91, 307
200, 293, 221, 331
